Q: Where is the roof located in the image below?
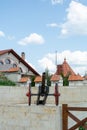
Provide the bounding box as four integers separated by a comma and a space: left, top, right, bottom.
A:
8, 67, 19, 72
19, 77, 29, 83
0, 67, 19, 73
34, 76, 42, 82
0, 49, 40, 76
83, 75, 87, 80
68, 74, 83, 81
50, 74, 60, 81
55, 58, 76, 76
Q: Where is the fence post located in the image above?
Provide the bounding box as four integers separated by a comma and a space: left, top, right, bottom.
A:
62, 104, 68, 130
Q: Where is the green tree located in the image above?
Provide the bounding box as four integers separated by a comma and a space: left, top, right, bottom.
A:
45, 68, 51, 86
61, 72, 70, 86
31, 75, 35, 87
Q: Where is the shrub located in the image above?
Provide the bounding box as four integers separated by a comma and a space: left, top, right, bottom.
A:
0, 72, 16, 86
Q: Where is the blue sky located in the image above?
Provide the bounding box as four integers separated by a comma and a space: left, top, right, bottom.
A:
0, 0, 87, 75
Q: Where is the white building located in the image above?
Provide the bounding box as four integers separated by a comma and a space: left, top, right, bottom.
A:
0, 49, 40, 86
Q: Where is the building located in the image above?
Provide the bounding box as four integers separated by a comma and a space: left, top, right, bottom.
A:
51, 58, 84, 86
0, 49, 40, 86
50, 74, 63, 86
34, 76, 42, 87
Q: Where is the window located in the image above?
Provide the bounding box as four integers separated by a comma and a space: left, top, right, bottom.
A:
19, 67, 23, 73
0, 61, 3, 65
5, 59, 11, 64
13, 63, 17, 68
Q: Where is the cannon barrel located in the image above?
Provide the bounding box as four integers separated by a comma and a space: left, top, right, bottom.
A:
26, 72, 60, 106
41, 72, 46, 93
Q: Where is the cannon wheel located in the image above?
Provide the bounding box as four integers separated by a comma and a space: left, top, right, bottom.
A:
54, 83, 59, 106
28, 84, 31, 106
28, 92, 31, 106
36, 85, 41, 105
55, 95, 58, 106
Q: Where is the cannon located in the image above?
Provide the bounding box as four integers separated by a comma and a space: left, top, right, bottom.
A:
26, 72, 60, 106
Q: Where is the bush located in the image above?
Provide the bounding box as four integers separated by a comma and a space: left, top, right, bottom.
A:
0, 72, 16, 86
79, 126, 85, 130
0, 80, 16, 86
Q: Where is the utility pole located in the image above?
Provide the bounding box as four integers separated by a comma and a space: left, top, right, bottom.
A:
55, 50, 57, 69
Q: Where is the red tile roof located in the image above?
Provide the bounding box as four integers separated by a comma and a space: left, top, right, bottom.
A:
50, 74, 60, 81
0, 49, 11, 55
54, 58, 84, 81
55, 58, 76, 76
8, 67, 19, 72
0, 67, 19, 73
34, 76, 42, 82
68, 74, 83, 81
19, 77, 29, 83
0, 49, 40, 76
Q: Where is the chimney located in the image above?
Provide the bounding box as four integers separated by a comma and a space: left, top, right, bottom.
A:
21, 52, 25, 60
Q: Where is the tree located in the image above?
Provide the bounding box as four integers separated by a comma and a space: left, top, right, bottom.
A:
31, 75, 35, 87
61, 72, 70, 86
45, 68, 51, 86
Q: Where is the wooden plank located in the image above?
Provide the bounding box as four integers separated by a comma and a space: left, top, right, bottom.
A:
69, 117, 87, 130
68, 111, 80, 122
68, 107, 87, 111
62, 104, 68, 130
62, 104, 87, 130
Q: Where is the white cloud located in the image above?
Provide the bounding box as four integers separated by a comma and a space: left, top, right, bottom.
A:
38, 56, 56, 73
60, 1, 87, 36
18, 33, 45, 45
47, 23, 59, 27
0, 31, 5, 37
7, 35, 15, 40
51, 0, 63, 5
38, 50, 87, 75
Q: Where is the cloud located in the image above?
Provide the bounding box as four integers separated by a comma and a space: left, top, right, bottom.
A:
7, 35, 15, 40
51, 0, 63, 5
38, 50, 87, 75
0, 31, 5, 37
47, 23, 59, 27
60, 1, 87, 36
38, 56, 56, 73
18, 33, 45, 45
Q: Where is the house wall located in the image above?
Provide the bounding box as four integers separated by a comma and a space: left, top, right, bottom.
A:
83, 80, 87, 86
69, 81, 83, 86
0, 52, 37, 86
5, 73, 21, 82
0, 53, 33, 75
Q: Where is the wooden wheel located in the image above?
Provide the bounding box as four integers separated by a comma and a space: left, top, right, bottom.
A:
54, 83, 60, 106
55, 95, 58, 106
55, 86, 58, 106
28, 84, 31, 106
26, 83, 31, 106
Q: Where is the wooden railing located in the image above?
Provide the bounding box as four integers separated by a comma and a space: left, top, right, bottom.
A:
62, 104, 87, 130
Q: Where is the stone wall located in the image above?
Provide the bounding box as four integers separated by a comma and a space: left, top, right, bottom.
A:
0, 86, 87, 130
0, 86, 87, 105
0, 104, 62, 130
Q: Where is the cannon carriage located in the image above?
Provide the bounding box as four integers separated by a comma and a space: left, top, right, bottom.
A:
26, 72, 60, 106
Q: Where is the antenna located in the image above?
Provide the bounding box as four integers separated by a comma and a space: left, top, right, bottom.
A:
55, 50, 57, 68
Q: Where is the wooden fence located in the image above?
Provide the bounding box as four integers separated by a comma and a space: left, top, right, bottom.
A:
62, 104, 87, 130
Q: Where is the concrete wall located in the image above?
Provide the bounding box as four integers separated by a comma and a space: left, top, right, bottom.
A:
0, 104, 62, 130
0, 86, 87, 130
0, 86, 27, 105
0, 85, 87, 105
